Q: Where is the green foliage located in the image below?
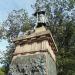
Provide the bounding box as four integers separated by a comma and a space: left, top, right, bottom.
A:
1, 9, 31, 75
55, 22, 75, 75
0, 25, 5, 39
34, 0, 75, 75
1, 0, 75, 75
0, 67, 5, 75
3, 9, 31, 40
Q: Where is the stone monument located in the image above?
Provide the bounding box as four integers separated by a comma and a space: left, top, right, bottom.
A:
8, 8, 58, 75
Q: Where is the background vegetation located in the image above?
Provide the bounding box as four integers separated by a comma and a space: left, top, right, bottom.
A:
0, 0, 75, 75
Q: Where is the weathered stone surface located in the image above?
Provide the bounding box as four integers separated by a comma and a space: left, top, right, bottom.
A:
8, 54, 46, 75
46, 53, 57, 75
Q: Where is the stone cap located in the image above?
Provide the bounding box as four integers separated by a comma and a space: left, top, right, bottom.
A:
13, 28, 58, 53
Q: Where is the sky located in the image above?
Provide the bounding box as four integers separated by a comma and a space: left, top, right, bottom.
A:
0, 0, 35, 66
0, 0, 35, 22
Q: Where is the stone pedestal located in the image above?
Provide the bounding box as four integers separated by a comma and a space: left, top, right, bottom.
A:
8, 26, 58, 75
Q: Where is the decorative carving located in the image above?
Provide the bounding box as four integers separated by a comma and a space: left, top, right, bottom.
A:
8, 54, 46, 75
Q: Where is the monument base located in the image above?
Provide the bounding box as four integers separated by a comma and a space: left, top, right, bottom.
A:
8, 52, 57, 75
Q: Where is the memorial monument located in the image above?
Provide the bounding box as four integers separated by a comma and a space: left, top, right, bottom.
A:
8, 7, 58, 75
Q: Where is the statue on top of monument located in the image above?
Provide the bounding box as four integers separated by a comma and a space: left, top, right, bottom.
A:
33, 0, 48, 29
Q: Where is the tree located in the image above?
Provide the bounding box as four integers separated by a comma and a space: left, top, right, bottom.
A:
0, 25, 5, 39
1, 9, 31, 75
1, 0, 75, 75
34, 0, 75, 75
0, 67, 5, 75
3, 9, 31, 40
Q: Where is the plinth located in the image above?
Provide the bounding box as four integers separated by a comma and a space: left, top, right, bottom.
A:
8, 26, 58, 75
